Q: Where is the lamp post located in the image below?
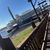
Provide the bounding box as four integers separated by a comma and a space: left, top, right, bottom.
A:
8, 7, 16, 23
28, 0, 41, 21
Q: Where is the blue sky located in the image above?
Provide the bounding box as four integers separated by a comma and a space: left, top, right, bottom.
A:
0, 0, 49, 29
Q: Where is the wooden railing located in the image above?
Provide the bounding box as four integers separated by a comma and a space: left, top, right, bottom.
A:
0, 10, 48, 50
16, 15, 48, 50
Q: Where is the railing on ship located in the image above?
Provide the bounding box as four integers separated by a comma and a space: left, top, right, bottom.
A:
16, 13, 48, 50
0, 9, 49, 50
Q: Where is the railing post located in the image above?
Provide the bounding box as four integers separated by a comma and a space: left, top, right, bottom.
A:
0, 35, 16, 50
31, 22, 36, 28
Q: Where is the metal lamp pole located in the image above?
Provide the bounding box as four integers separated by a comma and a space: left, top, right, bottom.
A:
8, 7, 16, 23
28, 0, 41, 21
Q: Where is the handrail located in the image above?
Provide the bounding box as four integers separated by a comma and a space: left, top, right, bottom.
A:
17, 14, 47, 48
16, 15, 48, 50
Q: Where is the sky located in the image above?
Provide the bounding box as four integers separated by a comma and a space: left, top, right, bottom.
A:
0, 0, 50, 29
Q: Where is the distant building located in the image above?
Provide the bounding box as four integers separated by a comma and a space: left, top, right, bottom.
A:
7, 5, 50, 28
20, 7, 41, 21
15, 15, 23, 24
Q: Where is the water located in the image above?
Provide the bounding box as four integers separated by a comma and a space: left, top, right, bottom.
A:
0, 27, 9, 39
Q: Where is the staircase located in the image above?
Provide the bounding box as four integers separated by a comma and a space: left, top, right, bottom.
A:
45, 21, 50, 50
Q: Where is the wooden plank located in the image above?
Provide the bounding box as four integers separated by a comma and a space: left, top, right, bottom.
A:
47, 34, 50, 38
48, 30, 50, 34
46, 48, 50, 50
47, 42, 50, 46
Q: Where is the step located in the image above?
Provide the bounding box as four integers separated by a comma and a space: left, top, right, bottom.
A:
47, 38, 50, 42
48, 22, 50, 25
46, 48, 50, 50
46, 42, 50, 50
48, 30, 50, 34
48, 28, 50, 31
48, 26, 50, 29
46, 22, 50, 50
47, 39, 50, 42
46, 46, 50, 48
47, 42, 50, 46
47, 34, 50, 38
